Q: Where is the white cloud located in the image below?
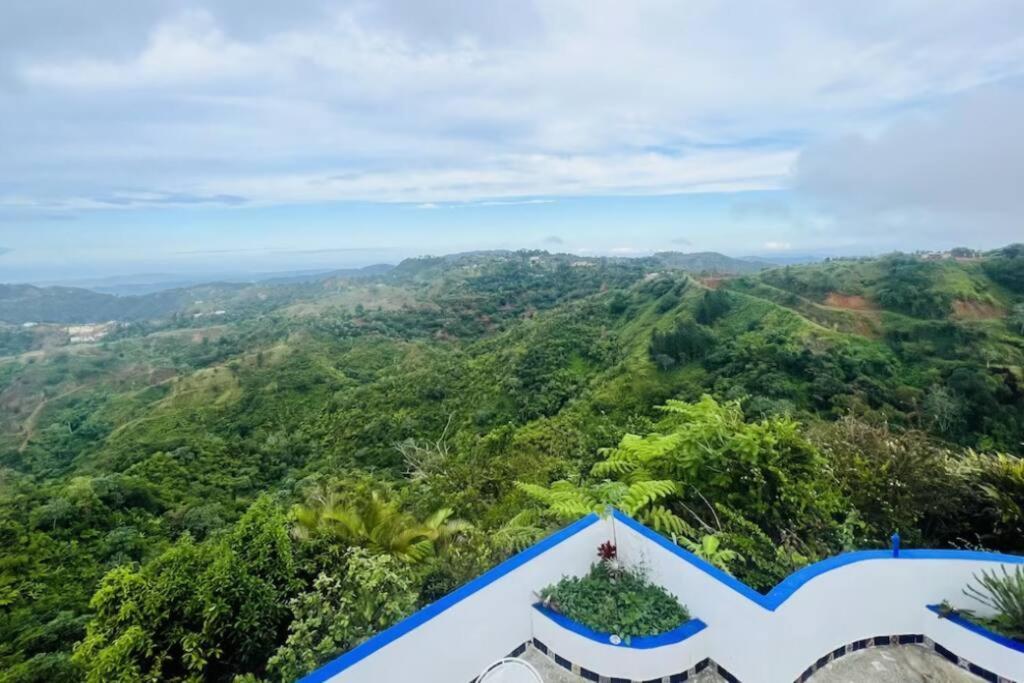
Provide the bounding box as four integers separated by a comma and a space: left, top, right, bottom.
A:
793, 86, 1024, 248
189, 148, 794, 205
23, 10, 257, 88
4, 1, 1024, 210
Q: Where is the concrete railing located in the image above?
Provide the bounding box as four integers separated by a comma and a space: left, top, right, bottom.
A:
299, 514, 608, 683
302, 511, 1024, 683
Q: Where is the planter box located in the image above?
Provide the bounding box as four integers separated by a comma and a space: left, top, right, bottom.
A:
531, 603, 710, 681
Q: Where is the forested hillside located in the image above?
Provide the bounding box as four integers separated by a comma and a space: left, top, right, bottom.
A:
2, 247, 1023, 682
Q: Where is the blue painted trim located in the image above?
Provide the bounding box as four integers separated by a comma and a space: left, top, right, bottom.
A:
611, 510, 767, 604
298, 513, 602, 683
927, 604, 1024, 654
533, 603, 706, 649
611, 509, 1024, 612
303, 509, 1024, 682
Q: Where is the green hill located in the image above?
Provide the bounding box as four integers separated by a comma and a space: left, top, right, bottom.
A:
1, 247, 1023, 681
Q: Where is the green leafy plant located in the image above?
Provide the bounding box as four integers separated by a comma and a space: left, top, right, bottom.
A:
539, 563, 689, 640
514, 478, 691, 537
679, 534, 742, 574
291, 488, 471, 564
963, 566, 1024, 641
267, 549, 417, 681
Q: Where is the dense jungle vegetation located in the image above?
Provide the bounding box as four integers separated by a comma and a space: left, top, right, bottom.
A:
2, 246, 1024, 682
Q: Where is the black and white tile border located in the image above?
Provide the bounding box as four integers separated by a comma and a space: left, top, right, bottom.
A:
796, 633, 1014, 683
521, 638, 738, 683
478, 634, 1018, 683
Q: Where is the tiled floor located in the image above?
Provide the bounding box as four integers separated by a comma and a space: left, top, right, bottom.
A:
808, 645, 984, 682
519, 646, 584, 683
518, 645, 724, 682
510, 643, 984, 682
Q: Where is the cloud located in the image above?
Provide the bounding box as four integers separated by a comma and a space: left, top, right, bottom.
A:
670, 237, 692, 246
762, 241, 792, 251
793, 86, 1024, 247
4, 2, 1024, 211
0, 247, 11, 256
195, 149, 793, 204
414, 198, 557, 209
174, 246, 393, 257
543, 235, 564, 245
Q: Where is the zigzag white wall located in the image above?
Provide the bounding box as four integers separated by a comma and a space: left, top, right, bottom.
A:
302, 512, 1024, 683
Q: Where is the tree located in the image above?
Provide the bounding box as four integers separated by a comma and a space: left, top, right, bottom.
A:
266, 549, 417, 682
875, 256, 950, 318
291, 488, 470, 564
518, 396, 840, 570
811, 417, 964, 546
72, 496, 297, 682
694, 289, 732, 325
1011, 303, 1024, 335
923, 385, 965, 435
592, 396, 837, 541
983, 245, 1024, 293
649, 320, 715, 368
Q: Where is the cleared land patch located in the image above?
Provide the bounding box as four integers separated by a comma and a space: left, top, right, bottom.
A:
824, 292, 874, 311
951, 299, 1004, 320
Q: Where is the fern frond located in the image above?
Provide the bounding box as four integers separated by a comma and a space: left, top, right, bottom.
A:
620, 479, 676, 515
590, 458, 637, 477
640, 505, 693, 537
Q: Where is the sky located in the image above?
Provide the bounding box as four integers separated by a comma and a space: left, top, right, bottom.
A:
2, 1, 1024, 283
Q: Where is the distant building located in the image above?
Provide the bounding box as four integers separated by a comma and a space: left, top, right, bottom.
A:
66, 321, 118, 343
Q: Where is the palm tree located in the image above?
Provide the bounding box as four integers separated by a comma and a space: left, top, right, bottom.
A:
292, 488, 471, 563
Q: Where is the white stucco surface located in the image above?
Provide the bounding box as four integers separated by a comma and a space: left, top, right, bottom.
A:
313, 517, 608, 683
310, 514, 1024, 683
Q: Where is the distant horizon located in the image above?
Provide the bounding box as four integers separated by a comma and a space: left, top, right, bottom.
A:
3, 3, 1024, 288
4, 242, 1013, 291
0, 244, 881, 287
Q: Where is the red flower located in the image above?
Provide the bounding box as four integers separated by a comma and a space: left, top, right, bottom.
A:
597, 541, 617, 561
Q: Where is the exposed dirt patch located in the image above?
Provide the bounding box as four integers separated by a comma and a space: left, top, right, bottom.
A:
952, 299, 1004, 320
823, 292, 873, 310
700, 276, 726, 289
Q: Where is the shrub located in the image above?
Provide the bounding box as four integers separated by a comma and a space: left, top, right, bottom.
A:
539, 562, 689, 640
964, 566, 1024, 640
649, 320, 715, 367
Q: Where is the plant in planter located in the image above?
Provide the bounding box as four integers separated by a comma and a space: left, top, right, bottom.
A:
938, 566, 1024, 642
538, 542, 690, 642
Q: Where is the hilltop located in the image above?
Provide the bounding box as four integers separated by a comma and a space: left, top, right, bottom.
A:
0, 245, 1022, 681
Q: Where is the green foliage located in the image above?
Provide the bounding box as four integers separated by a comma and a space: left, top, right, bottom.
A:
964, 566, 1024, 641
967, 451, 1024, 547
649, 320, 715, 369
267, 549, 417, 682
602, 396, 839, 542
1010, 303, 1024, 335
874, 256, 952, 318
72, 496, 296, 682
679, 534, 742, 574
694, 289, 732, 325
3, 248, 1024, 679
813, 418, 963, 547
291, 488, 470, 564
983, 244, 1024, 293
540, 562, 689, 639
519, 396, 840, 588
